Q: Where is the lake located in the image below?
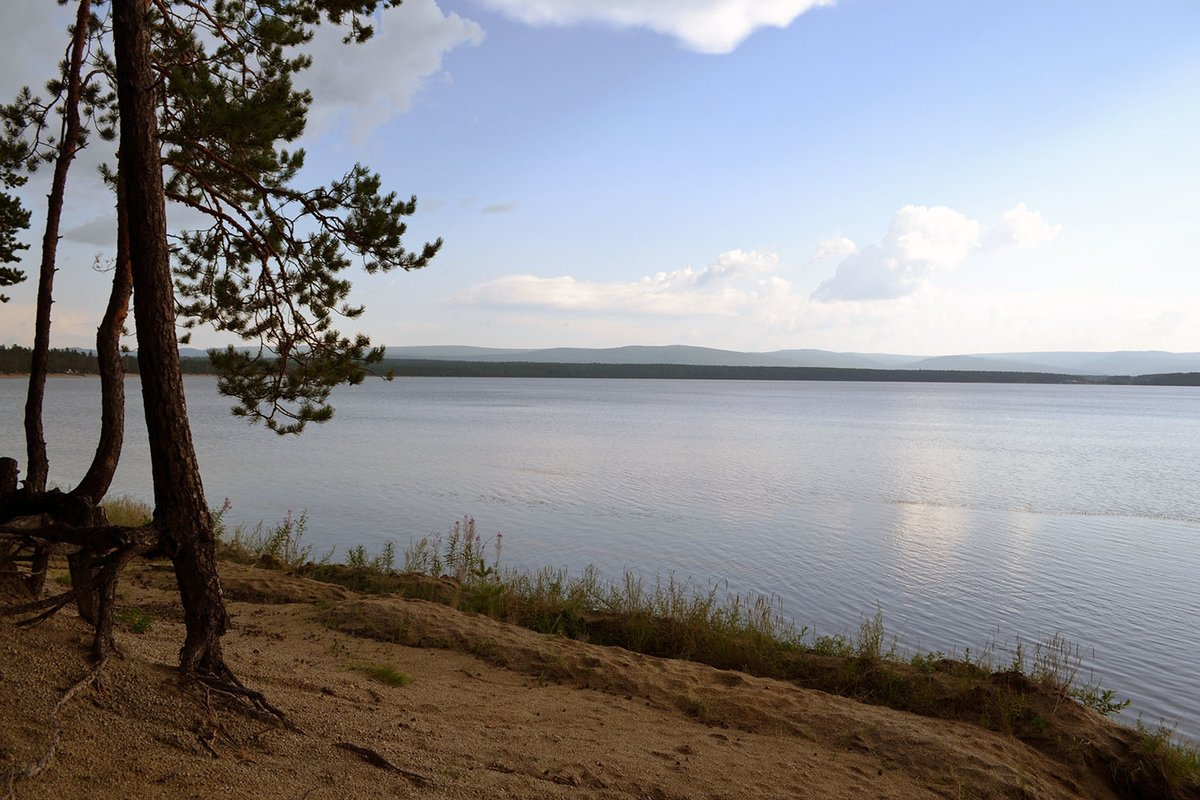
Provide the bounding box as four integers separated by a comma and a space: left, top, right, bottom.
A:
2, 375, 1198, 738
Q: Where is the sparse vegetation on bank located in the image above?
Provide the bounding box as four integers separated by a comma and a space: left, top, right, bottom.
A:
104, 497, 1200, 798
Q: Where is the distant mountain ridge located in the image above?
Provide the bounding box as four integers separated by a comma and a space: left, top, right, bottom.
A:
382, 346, 1200, 376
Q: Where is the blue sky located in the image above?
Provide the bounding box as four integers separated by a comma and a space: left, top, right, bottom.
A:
2, 0, 1198, 354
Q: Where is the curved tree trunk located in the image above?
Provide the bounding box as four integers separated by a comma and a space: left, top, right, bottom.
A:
72, 193, 133, 504
68, 187, 132, 624
24, 0, 93, 495
113, 0, 230, 676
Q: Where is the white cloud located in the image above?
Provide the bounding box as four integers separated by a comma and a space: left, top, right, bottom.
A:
884, 205, 980, 268
813, 203, 1059, 302
472, 0, 835, 54
811, 246, 914, 302
299, 0, 484, 139
0, 2, 482, 145
813, 235, 857, 261
459, 248, 780, 315
692, 248, 777, 285
985, 202, 1062, 249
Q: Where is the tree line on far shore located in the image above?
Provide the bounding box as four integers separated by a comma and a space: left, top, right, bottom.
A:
3, 345, 1196, 386
0, 345, 205, 375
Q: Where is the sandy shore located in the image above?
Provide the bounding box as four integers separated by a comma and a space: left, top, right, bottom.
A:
0, 560, 1156, 799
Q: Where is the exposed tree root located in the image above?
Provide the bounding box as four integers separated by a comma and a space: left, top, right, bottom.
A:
0, 656, 108, 799
1, 589, 76, 621
13, 592, 77, 629
188, 672, 301, 734
334, 741, 431, 786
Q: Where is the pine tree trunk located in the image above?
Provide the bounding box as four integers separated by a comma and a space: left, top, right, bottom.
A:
23, 0, 92, 494
71, 191, 132, 504
112, 0, 230, 676
69, 188, 132, 622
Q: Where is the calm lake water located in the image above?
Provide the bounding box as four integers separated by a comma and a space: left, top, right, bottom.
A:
2, 376, 1198, 738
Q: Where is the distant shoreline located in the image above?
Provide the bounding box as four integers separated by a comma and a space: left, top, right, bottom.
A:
0, 372, 92, 379
4, 359, 1199, 386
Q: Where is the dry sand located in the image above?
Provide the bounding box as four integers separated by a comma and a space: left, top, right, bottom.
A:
0, 560, 1142, 799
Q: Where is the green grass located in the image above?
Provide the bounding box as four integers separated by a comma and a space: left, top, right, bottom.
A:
101, 495, 153, 527
213, 501, 333, 568
349, 662, 411, 686
114, 606, 155, 634
1125, 722, 1200, 798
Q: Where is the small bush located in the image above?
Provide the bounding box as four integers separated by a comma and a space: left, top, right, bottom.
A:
1070, 684, 1131, 716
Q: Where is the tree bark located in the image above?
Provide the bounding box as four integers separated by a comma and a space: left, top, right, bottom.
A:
0, 458, 16, 499
24, 0, 92, 494
112, 0, 230, 676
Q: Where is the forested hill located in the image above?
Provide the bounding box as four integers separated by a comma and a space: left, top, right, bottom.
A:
2, 345, 1197, 385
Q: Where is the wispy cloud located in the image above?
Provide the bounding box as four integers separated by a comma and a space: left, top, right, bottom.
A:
63, 216, 115, 247
811, 203, 1060, 302
473, 0, 835, 54
482, 202, 519, 214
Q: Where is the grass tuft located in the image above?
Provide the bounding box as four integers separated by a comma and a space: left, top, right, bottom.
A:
350, 662, 411, 686
214, 501, 333, 568
114, 606, 155, 634
101, 496, 153, 527
1126, 722, 1200, 798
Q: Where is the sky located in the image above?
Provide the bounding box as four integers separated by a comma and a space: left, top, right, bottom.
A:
1, 0, 1198, 356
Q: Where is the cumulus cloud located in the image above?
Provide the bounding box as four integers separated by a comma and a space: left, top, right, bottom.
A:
884, 205, 980, 268
459, 248, 780, 315
473, 0, 835, 54
985, 202, 1062, 249
692, 248, 777, 285
299, 0, 484, 138
812, 203, 1059, 302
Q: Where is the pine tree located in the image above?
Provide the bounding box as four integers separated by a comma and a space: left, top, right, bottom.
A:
0, 139, 30, 302
3, 0, 439, 685
113, 0, 438, 680
153, 0, 440, 434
